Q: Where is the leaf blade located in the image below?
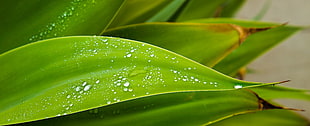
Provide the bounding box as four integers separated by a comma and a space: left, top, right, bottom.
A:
0, 0, 125, 53
0, 36, 277, 125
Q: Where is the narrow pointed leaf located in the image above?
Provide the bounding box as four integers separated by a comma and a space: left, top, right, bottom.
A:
103, 23, 253, 67
209, 109, 310, 126
107, 0, 176, 28
187, 18, 301, 76
185, 18, 309, 103
175, 0, 245, 22
0, 0, 124, 53
251, 86, 310, 101
21, 90, 261, 126
145, 0, 187, 22
0, 36, 279, 125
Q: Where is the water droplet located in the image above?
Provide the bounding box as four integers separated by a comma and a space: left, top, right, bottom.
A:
96, 80, 100, 84
126, 54, 132, 57
147, 60, 151, 63
75, 86, 82, 91
69, 104, 73, 107
123, 88, 128, 91
234, 85, 243, 89
128, 88, 133, 92
146, 92, 149, 95
150, 54, 155, 57
82, 81, 87, 86
66, 95, 71, 98
84, 85, 91, 91
107, 101, 111, 104
123, 82, 130, 87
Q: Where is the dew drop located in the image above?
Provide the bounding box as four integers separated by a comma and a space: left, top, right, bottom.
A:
126, 54, 132, 57
66, 95, 71, 99
107, 101, 111, 104
123, 88, 128, 91
123, 82, 130, 87
84, 85, 91, 91
102, 39, 108, 43
96, 80, 100, 84
150, 54, 155, 57
82, 81, 87, 86
234, 85, 243, 89
75, 86, 82, 91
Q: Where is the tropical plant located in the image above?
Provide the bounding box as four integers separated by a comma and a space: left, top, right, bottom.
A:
0, 0, 309, 125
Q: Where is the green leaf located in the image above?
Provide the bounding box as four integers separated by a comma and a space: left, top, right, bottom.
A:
145, 0, 187, 22
209, 109, 310, 126
185, 18, 309, 104
0, 36, 279, 125
107, 0, 177, 28
175, 0, 245, 22
251, 86, 310, 101
186, 18, 301, 76
103, 23, 252, 67
20, 90, 261, 126
0, 0, 124, 53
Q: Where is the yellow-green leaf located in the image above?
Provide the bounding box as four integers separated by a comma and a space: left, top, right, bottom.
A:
0, 36, 280, 125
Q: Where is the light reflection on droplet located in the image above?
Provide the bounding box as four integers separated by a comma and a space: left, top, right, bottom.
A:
234, 85, 243, 89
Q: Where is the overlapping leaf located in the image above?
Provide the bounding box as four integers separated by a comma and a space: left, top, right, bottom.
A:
0, 0, 124, 53
186, 18, 301, 75
21, 89, 261, 126
103, 23, 261, 67
107, 0, 180, 28
175, 0, 245, 21
209, 109, 310, 126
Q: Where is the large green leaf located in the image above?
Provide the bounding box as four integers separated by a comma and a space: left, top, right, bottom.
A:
0, 36, 280, 125
103, 23, 256, 67
21, 89, 261, 126
209, 109, 310, 126
175, 0, 245, 22
0, 0, 124, 53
